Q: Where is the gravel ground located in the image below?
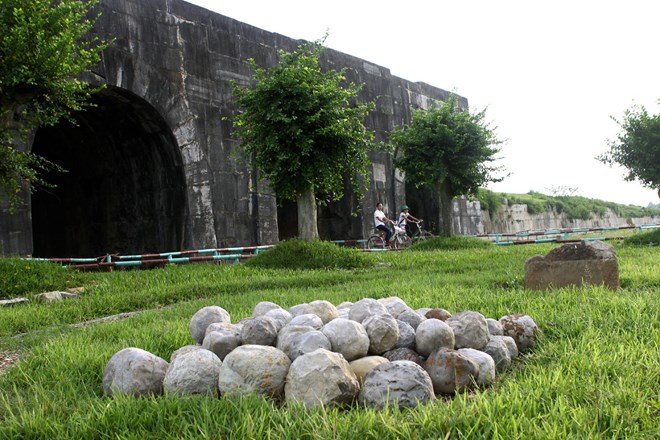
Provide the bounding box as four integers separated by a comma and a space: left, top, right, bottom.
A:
0, 352, 20, 375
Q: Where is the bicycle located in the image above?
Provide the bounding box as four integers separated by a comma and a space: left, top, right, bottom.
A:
366, 221, 412, 250
409, 220, 434, 242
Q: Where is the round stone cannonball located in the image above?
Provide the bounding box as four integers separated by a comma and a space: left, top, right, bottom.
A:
424, 348, 479, 395
218, 345, 291, 399
486, 318, 504, 336
289, 313, 323, 329
377, 296, 413, 319
287, 303, 308, 317
397, 310, 426, 330
446, 311, 490, 350
349, 355, 389, 385
363, 313, 400, 355
189, 306, 231, 344
456, 348, 496, 386
163, 349, 222, 396
394, 320, 416, 350
240, 316, 279, 346
252, 301, 282, 317
496, 335, 519, 359
202, 329, 241, 361
204, 322, 237, 339
284, 348, 359, 408
415, 318, 455, 357
382, 347, 425, 367
264, 308, 293, 331
321, 318, 370, 361
348, 298, 388, 323
499, 314, 540, 353
276, 325, 316, 359
336, 301, 354, 310
103, 347, 169, 397
170, 344, 202, 362
304, 300, 339, 324
288, 330, 332, 361
425, 308, 452, 321
360, 360, 435, 409
482, 336, 511, 373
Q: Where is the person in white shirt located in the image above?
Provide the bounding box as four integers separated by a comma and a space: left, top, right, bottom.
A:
373, 202, 392, 245
397, 204, 420, 237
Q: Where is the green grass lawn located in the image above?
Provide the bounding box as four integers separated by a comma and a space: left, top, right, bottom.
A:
0, 240, 658, 439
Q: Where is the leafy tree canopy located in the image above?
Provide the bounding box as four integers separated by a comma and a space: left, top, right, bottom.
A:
598, 102, 660, 197
231, 37, 375, 204
391, 95, 504, 197
0, 0, 106, 210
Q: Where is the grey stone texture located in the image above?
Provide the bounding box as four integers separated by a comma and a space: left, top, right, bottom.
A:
1, 0, 469, 257
360, 360, 435, 409
284, 348, 359, 408
189, 306, 231, 344
321, 319, 370, 361
500, 314, 541, 353
424, 348, 479, 396
103, 347, 169, 397
163, 349, 222, 396
217, 345, 291, 399
415, 318, 455, 357
349, 356, 389, 385
446, 311, 490, 350
524, 240, 620, 290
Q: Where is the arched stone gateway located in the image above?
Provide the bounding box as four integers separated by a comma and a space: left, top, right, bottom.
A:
31, 87, 189, 257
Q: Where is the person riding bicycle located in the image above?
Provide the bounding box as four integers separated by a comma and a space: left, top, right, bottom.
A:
398, 204, 420, 237
373, 202, 393, 245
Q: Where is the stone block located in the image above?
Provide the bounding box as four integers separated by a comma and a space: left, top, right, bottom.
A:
524, 240, 619, 290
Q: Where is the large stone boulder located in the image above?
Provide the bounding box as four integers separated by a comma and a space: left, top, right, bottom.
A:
348, 298, 388, 323
415, 318, 455, 357
276, 325, 315, 356
500, 314, 541, 353
397, 310, 426, 330
189, 306, 231, 344
349, 356, 389, 385
218, 345, 291, 399
378, 296, 412, 318
360, 361, 435, 409
321, 318, 370, 361
240, 316, 279, 346
163, 349, 222, 395
382, 347, 425, 367
394, 320, 416, 350
252, 301, 282, 317
446, 311, 490, 350
103, 348, 169, 397
170, 344, 202, 362
287, 330, 332, 361
363, 314, 400, 355
289, 313, 323, 329
264, 308, 292, 331
456, 348, 495, 386
284, 349, 359, 408
482, 337, 511, 373
202, 328, 241, 361
524, 240, 619, 290
424, 348, 479, 395
304, 300, 339, 324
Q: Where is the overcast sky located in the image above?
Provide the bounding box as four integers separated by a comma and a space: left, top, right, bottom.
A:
185, 0, 660, 207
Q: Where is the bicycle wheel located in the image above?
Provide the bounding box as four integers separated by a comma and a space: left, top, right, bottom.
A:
415, 231, 434, 242
367, 234, 386, 249
394, 234, 412, 250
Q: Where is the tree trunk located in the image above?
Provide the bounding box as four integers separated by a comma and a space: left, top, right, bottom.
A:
296, 188, 319, 240
435, 182, 453, 237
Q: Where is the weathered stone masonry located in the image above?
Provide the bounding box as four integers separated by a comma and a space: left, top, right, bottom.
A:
0, 0, 467, 257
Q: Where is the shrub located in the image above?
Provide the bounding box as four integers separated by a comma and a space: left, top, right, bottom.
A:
409, 236, 492, 251
622, 228, 660, 246
245, 239, 371, 270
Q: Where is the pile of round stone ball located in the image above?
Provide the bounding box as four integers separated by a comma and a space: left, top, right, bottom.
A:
103, 297, 540, 409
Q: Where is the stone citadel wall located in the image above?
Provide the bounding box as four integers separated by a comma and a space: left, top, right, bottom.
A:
0, 0, 467, 257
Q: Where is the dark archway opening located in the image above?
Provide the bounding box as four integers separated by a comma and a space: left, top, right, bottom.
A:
276, 199, 298, 241
31, 87, 188, 257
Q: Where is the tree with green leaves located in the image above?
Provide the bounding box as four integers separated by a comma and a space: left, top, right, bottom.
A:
231, 37, 374, 240
390, 96, 504, 236
598, 102, 660, 199
0, 0, 106, 210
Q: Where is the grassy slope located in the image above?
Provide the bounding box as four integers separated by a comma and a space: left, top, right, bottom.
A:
0, 243, 658, 439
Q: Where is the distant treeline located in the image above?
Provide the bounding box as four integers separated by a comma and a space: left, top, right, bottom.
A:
475, 189, 660, 221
